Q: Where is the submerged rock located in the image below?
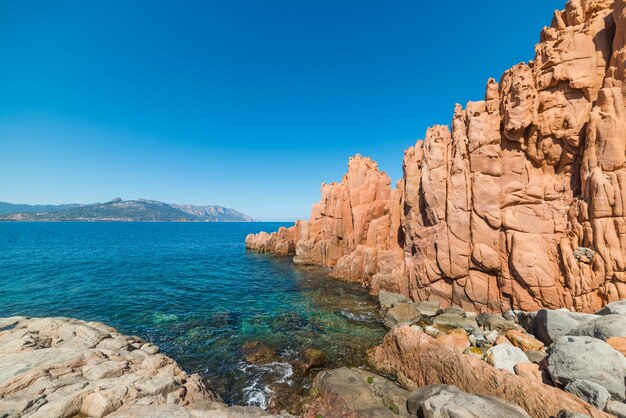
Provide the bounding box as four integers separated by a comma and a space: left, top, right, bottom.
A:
241, 340, 278, 364
294, 347, 328, 375
406, 384, 530, 418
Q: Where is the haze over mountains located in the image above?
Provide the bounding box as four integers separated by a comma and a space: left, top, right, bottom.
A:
0, 199, 254, 222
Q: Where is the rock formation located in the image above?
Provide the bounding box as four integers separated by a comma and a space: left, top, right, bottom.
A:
0, 316, 277, 418
367, 326, 612, 418
247, 0, 626, 313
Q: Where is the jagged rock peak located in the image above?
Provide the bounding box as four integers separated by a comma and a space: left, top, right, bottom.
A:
248, 0, 626, 313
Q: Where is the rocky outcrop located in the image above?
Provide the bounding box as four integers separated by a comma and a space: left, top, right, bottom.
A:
0, 316, 277, 418
367, 326, 611, 418
247, 0, 626, 313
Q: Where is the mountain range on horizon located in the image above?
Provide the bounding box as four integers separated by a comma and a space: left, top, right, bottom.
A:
0, 198, 254, 222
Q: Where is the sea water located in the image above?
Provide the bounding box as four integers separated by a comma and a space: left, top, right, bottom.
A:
0, 222, 385, 406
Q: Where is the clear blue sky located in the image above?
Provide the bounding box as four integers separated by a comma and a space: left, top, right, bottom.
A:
0, 0, 563, 220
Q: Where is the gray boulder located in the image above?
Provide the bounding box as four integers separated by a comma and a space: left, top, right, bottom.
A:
547, 336, 626, 401
378, 290, 408, 311
414, 300, 441, 317
485, 344, 530, 373
484, 315, 518, 333
432, 313, 478, 333
570, 314, 626, 341
407, 384, 530, 418
564, 379, 610, 410
596, 299, 626, 317
607, 401, 626, 418
383, 303, 421, 329
528, 309, 597, 345
442, 306, 464, 315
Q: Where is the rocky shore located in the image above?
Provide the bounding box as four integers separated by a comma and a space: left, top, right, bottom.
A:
305, 296, 626, 418
0, 316, 283, 418
2, 302, 624, 417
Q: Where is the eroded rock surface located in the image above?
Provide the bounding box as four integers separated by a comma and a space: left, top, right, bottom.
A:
247, 0, 626, 313
0, 316, 276, 418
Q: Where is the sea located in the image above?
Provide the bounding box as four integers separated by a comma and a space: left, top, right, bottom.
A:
0, 222, 385, 407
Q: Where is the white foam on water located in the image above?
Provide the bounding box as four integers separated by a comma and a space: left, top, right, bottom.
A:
238, 360, 295, 408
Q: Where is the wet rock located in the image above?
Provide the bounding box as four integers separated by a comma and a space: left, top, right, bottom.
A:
415, 300, 440, 317
304, 367, 410, 417
606, 401, 626, 418
506, 329, 544, 351
564, 379, 610, 410
596, 300, 626, 317
241, 340, 278, 364
570, 314, 626, 341
378, 290, 408, 311
547, 336, 626, 401
383, 303, 421, 329
268, 382, 306, 416
406, 384, 530, 418
485, 344, 531, 373
295, 347, 328, 374
432, 313, 478, 333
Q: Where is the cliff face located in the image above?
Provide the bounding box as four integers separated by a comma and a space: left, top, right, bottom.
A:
247, 0, 626, 313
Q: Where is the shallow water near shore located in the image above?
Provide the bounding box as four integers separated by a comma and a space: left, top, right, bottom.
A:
0, 222, 386, 407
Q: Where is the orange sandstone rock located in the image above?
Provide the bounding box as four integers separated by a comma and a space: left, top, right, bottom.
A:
506, 330, 545, 351
607, 336, 626, 355
248, 0, 626, 313
435, 333, 470, 354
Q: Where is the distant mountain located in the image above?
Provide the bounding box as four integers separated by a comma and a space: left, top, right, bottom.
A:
0, 202, 82, 215
0, 198, 254, 222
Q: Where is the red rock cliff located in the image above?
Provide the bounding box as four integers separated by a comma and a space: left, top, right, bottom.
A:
247, 0, 626, 313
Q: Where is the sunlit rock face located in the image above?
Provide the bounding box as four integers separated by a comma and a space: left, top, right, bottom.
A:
248, 0, 626, 313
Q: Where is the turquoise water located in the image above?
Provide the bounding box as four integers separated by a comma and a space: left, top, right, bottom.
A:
0, 222, 385, 407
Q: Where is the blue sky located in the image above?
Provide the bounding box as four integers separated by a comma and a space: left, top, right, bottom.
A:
0, 0, 563, 220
